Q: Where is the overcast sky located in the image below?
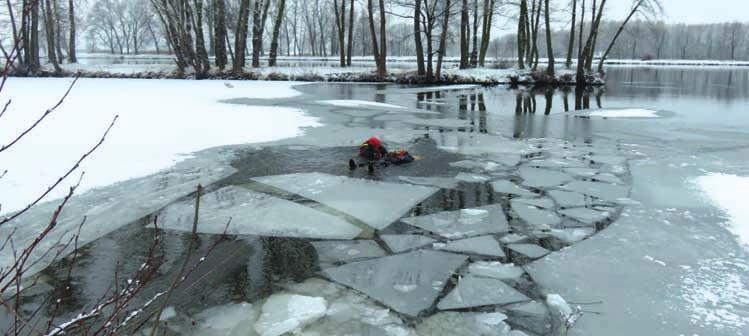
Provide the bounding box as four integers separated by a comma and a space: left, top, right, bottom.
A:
605, 0, 749, 24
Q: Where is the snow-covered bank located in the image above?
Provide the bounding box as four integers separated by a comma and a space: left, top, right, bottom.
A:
694, 173, 749, 246
0, 78, 320, 213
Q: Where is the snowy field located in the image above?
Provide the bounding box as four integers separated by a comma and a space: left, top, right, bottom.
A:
0, 78, 320, 213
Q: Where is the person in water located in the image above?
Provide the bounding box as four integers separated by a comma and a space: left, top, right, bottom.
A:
349, 137, 388, 173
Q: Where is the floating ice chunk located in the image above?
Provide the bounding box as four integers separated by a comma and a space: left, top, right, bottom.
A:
455, 172, 492, 183
158, 186, 362, 239
191, 302, 257, 335
317, 100, 405, 110
586, 108, 659, 118
399, 176, 459, 190
400, 204, 510, 239
468, 261, 525, 282
254, 294, 327, 336
545, 294, 574, 324
437, 275, 529, 310
450, 160, 503, 172
507, 244, 550, 259
561, 180, 629, 203
380, 234, 437, 253
440, 236, 506, 258
558, 208, 611, 225
505, 301, 552, 335
518, 167, 573, 188
586, 155, 627, 166
693, 173, 749, 245
323, 250, 468, 316
253, 173, 437, 230
549, 228, 596, 245
416, 312, 511, 336
312, 240, 386, 264
563, 167, 599, 177
547, 190, 587, 208
526, 158, 587, 169
511, 200, 561, 228
592, 173, 625, 184
487, 154, 522, 167
160, 306, 177, 321
499, 233, 529, 244
490, 180, 539, 197
512, 197, 555, 209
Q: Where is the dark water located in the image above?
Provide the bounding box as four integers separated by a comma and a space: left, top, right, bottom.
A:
9, 67, 749, 334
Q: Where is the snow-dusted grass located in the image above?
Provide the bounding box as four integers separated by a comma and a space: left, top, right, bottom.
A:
316, 100, 405, 109
0, 78, 320, 213
694, 173, 749, 246
587, 108, 660, 118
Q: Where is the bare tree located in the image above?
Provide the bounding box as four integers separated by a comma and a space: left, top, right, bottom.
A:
67, 0, 76, 63
269, 0, 287, 66
597, 0, 661, 74
459, 0, 469, 68
333, 0, 346, 66
213, 0, 227, 69
478, 0, 495, 66
434, 0, 451, 78
233, 0, 250, 71
251, 0, 270, 68
42, 0, 62, 73
367, 0, 387, 76
543, 0, 554, 76
565, 0, 577, 69
346, 0, 354, 65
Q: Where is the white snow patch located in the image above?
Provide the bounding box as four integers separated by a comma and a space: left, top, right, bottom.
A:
0, 78, 319, 213
587, 108, 660, 118
644, 255, 667, 266
317, 99, 405, 109
693, 173, 749, 246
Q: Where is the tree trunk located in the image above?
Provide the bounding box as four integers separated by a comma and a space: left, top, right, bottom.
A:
530, 0, 542, 70
65, 0, 76, 63
414, 0, 425, 75
478, 0, 494, 66
435, 0, 451, 79
367, 0, 381, 74
565, 0, 576, 69
459, 0, 469, 69
30, 0, 40, 72
597, 0, 640, 74
517, 0, 527, 69
575, 0, 587, 85
52, 0, 64, 63
193, 0, 211, 77
470, 0, 478, 67
233, 0, 250, 71
251, 0, 266, 67
543, 0, 554, 77
269, 0, 286, 66
21, 0, 29, 67
378, 0, 387, 75
42, 0, 61, 73
214, 0, 228, 70
347, 0, 354, 65
584, 0, 606, 71
333, 0, 346, 67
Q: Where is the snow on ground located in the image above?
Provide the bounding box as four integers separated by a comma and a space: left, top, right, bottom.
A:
694, 173, 749, 246
587, 108, 660, 118
316, 100, 406, 109
0, 78, 320, 213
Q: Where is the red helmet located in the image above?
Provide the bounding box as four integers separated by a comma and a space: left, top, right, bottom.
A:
366, 137, 382, 148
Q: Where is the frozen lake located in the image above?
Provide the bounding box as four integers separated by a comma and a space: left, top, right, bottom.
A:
1, 67, 748, 335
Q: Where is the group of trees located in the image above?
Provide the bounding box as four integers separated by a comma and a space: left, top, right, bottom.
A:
7, 0, 746, 83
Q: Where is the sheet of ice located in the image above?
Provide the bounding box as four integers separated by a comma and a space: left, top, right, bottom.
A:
586, 155, 627, 166
505, 301, 552, 335
254, 294, 328, 336
507, 244, 550, 259
549, 228, 596, 245
563, 167, 599, 177
512, 197, 555, 209
593, 173, 625, 184
468, 261, 525, 282
488, 154, 522, 167
323, 250, 468, 316
490, 180, 539, 198
511, 200, 562, 228
587, 109, 659, 118
450, 160, 504, 172
455, 172, 492, 183
252, 173, 437, 230
416, 312, 512, 336
0, 151, 236, 282
316, 100, 406, 110
561, 180, 630, 203
433, 133, 540, 157
312, 240, 386, 264
437, 274, 529, 310
499, 234, 529, 244
526, 158, 588, 169
398, 84, 480, 93
440, 236, 506, 258
694, 173, 749, 245
403, 118, 471, 129
190, 302, 258, 336
157, 186, 362, 239
380, 234, 437, 253
0, 78, 318, 213
517, 167, 573, 188
547, 190, 588, 208
398, 176, 459, 190
558, 208, 611, 225
400, 204, 510, 239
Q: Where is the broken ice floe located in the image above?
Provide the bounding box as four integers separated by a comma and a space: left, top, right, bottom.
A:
253, 173, 437, 230
548, 228, 596, 245
323, 250, 468, 316
450, 160, 504, 172
507, 244, 550, 260
468, 261, 525, 282
188, 302, 257, 335
455, 172, 492, 183
561, 180, 629, 204
399, 176, 459, 190
316, 100, 405, 110
439, 236, 506, 258
380, 234, 437, 253
416, 312, 512, 336
437, 274, 529, 310
254, 294, 328, 336
400, 204, 510, 239
558, 208, 611, 225
586, 108, 660, 118
517, 167, 573, 188
511, 200, 562, 228
158, 186, 363, 239
311, 240, 386, 264
547, 190, 588, 208
491, 180, 539, 198
512, 197, 555, 209
505, 301, 553, 335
